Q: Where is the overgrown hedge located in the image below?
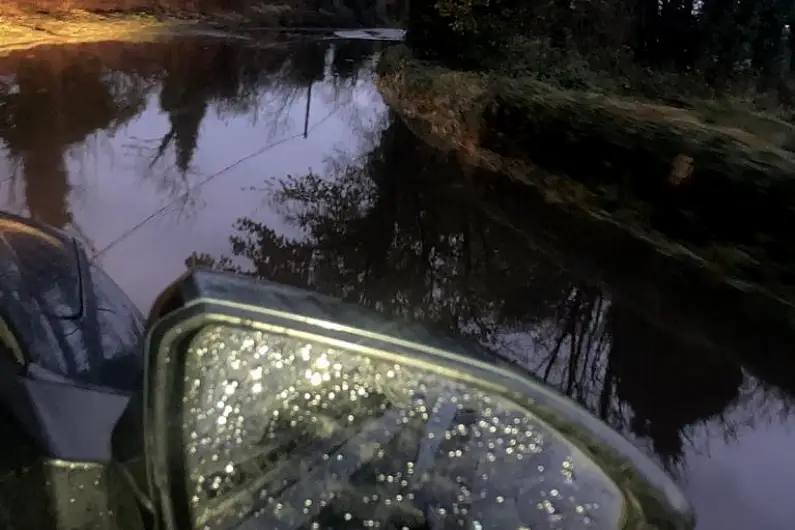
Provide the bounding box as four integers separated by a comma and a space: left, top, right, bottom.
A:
405, 0, 532, 68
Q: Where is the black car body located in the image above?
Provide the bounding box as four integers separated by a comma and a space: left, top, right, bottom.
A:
0, 212, 145, 529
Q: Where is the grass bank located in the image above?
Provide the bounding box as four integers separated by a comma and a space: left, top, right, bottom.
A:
376, 46, 795, 310
0, 2, 402, 55
0, 11, 188, 53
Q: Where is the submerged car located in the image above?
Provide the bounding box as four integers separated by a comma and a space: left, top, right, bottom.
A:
0, 212, 696, 530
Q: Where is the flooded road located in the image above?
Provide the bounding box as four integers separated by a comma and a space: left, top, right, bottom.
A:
0, 35, 793, 530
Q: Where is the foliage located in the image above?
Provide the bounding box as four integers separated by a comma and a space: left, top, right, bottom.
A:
432, 0, 491, 33
405, 0, 531, 68
407, 0, 795, 109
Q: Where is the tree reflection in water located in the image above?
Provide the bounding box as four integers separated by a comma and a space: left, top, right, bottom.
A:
607, 306, 743, 465
0, 54, 147, 232
188, 116, 788, 471
138, 39, 350, 209
0, 36, 379, 236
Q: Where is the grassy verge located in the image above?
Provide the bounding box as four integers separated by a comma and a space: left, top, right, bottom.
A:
376, 46, 795, 309
0, 1, 389, 55
0, 10, 197, 54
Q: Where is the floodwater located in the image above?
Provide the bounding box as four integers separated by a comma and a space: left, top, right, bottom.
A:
0, 34, 793, 530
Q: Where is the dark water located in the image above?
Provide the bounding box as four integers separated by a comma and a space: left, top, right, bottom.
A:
0, 34, 793, 530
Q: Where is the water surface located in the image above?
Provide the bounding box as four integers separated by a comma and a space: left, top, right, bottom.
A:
0, 34, 793, 530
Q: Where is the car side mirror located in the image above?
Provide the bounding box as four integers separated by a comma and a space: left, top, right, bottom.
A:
139, 270, 695, 530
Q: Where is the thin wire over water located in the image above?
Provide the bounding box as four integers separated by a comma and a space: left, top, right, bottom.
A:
90, 103, 342, 263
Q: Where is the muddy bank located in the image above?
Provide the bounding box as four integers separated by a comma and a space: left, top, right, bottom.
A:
0, 12, 202, 54
0, 1, 406, 54
5, 0, 153, 10
376, 47, 795, 313
1, 1, 407, 30
0, 0, 340, 14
